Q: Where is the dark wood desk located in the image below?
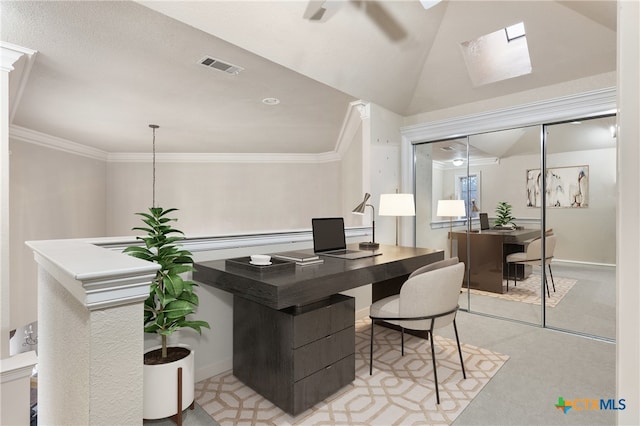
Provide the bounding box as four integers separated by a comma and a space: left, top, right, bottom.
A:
194, 245, 443, 415
451, 229, 540, 294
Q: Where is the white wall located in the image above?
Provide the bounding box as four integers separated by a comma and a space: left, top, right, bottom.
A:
416, 143, 616, 265
369, 103, 405, 246
616, 1, 640, 423
472, 147, 616, 264
106, 161, 343, 237
341, 125, 364, 228
9, 139, 106, 329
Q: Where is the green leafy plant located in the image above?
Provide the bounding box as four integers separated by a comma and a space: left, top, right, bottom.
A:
124, 207, 210, 359
494, 201, 516, 227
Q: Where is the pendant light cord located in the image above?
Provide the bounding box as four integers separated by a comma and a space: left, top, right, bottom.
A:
149, 124, 159, 208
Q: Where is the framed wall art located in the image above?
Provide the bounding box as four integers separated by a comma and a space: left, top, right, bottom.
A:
526, 165, 589, 208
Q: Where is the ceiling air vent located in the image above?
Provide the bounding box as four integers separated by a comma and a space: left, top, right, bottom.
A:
198, 56, 244, 75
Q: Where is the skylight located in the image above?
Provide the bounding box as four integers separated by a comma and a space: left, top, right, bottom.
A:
460, 21, 532, 87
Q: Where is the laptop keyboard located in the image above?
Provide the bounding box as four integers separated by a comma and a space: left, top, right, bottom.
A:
328, 249, 359, 255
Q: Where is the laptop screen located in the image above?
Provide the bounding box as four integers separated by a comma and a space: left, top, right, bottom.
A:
312, 217, 347, 253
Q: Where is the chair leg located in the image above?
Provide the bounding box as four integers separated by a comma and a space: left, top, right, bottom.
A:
428, 330, 440, 404
544, 273, 550, 298
369, 320, 374, 375
401, 327, 405, 356
506, 263, 509, 292
548, 264, 556, 292
453, 319, 466, 379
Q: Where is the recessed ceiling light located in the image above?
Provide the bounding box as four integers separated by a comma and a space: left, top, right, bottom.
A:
262, 97, 280, 106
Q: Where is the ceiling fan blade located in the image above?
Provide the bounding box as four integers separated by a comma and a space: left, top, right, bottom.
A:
361, 1, 408, 42
364, 2, 408, 41
303, 0, 328, 20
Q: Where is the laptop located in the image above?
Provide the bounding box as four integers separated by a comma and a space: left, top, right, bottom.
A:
479, 213, 490, 230
312, 217, 382, 259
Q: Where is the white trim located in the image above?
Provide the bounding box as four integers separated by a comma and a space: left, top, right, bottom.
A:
26, 239, 159, 311
9, 100, 369, 165
101, 226, 372, 253
553, 259, 616, 268
10, 125, 109, 161
0, 42, 35, 73
25, 226, 372, 309
0, 42, 38, 123
401, 87, 617, 242
334, 100, 368, 158
0, 350, 37, 384
401, 87, 616, 143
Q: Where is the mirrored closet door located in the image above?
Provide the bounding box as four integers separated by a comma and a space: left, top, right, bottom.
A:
413, 114, 616, 340
543, 116, 617, 340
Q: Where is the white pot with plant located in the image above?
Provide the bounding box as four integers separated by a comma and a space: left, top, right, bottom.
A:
125, 206, 210, 420
124, 125, 210, 421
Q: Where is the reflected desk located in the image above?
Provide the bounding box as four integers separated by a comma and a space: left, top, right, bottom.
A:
451, 229, 540, 294
194, 245, 443, 415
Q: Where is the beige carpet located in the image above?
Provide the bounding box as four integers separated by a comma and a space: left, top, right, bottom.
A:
195, 318, 508, 425
469, 274, 577, 307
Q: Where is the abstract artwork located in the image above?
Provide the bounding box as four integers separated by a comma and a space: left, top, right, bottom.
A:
526, 165, 589, 208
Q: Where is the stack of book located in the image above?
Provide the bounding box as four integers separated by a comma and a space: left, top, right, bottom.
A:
272, 251, 324, 266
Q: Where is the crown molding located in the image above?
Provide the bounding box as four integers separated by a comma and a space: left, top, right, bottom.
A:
10, 126, 344, 164
9, 97, 369, 164
334, 100, 368, 158
0, 42, 35, 73
401, 87, 617, 143
1, 42, 38, 123
10, 125, 109, 161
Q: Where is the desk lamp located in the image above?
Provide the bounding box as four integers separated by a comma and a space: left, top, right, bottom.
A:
470, 199, 480, 231
437, 199, 466, 257
352, 193, 379, 249
379, 193, 415, 245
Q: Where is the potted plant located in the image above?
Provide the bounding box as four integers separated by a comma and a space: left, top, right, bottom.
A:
124, 206, 210, 421
494, 201, 516, 229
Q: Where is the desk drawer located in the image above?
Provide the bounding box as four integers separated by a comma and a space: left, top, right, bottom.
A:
291, 294, 355, 348
293, 326, 355, 381
292, 354, 355, 415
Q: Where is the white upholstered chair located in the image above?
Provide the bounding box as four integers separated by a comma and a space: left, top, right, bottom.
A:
368, 258, 466, 404
505, 234, 557, 297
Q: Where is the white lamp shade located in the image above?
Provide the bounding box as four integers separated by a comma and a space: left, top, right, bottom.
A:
379, 194, 416, 216
436, 199, 466, 217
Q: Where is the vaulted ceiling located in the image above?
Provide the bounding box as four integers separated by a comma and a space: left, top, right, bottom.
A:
2, 1, 617, 155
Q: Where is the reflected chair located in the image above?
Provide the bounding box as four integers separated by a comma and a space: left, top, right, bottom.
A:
505, 234, 557, 297
369, 258, 466, 404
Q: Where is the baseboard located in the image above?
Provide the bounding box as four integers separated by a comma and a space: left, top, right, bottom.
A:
195, 358, 232, 383
553, 258, 615, 268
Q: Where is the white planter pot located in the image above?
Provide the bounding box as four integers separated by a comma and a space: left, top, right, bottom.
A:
143, 344, 195, 420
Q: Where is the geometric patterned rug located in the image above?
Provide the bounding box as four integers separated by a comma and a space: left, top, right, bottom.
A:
195, 318, 509, 425
469, 274, 577, 308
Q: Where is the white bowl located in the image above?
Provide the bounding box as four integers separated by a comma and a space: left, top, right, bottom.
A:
250, 254, 271, 264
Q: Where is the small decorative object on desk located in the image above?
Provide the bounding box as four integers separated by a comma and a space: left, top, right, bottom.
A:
494, 201, 516, 229
272, 251, 324, 266
272, 251, 319, 262
226, 256, 295, 273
